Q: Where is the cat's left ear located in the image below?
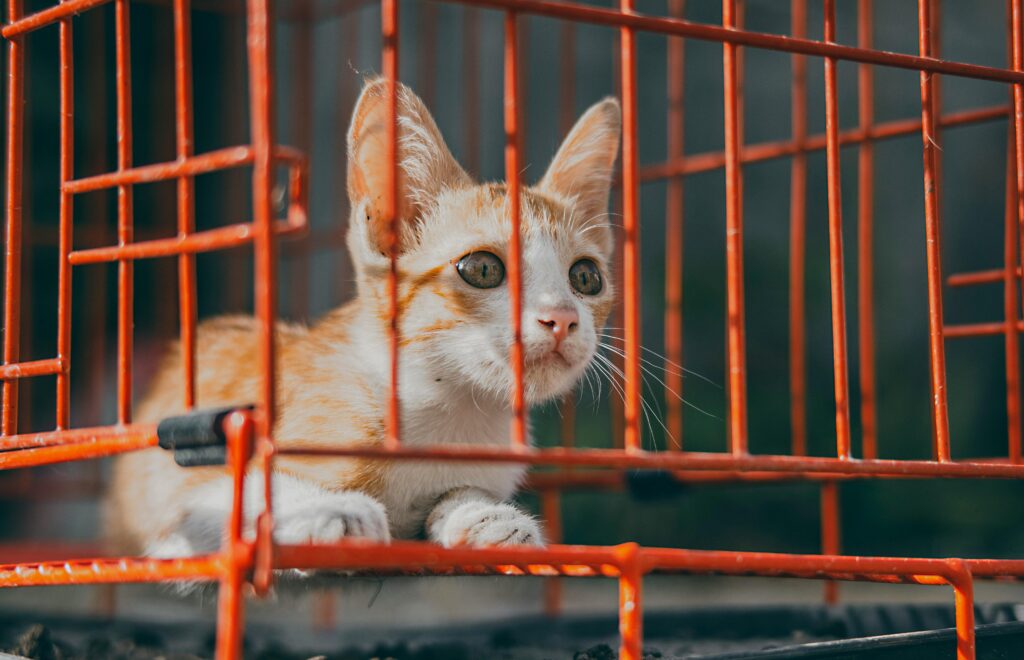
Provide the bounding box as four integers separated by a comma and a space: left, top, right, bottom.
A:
347, 78, 471, 255
537, 97, 621, 253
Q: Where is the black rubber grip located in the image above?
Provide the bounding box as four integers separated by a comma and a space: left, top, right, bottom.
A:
156, 406, 249, 451
625, 469, 689, 501
172, 445, 229, 468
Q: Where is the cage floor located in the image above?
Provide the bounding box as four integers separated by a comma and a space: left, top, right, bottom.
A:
3, 604, 1024, 659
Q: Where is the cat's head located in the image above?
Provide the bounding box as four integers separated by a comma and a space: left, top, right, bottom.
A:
346, 79, 619, 404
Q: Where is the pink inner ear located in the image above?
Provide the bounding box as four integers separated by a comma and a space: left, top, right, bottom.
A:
350, 94, 414, 253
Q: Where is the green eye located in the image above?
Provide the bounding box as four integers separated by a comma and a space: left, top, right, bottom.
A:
569, 259, 602, 296
456, 251, 505, 289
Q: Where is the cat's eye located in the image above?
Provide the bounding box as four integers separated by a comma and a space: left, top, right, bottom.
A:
456, 251, 505, 289
569, 259, 603, 296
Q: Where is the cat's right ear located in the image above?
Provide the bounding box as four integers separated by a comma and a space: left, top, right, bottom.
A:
347, 78, 471, 259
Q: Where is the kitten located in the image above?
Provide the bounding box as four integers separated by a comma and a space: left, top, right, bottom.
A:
106, 79, 620, 557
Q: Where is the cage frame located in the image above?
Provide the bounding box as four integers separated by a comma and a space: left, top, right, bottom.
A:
3, 1, 1024, 659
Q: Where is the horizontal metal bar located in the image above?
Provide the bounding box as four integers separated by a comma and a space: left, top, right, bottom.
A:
640, 104, 1008, 181
948, 267, 1020, 287
0, 539, 1012, 588
274, 540, 1016, 584
944, 321, 1024, 338
278, 445, 1024, 479
64, 146, 253, 194
0, 422, 158, 451
0, 428, 158, 469
69, 217, 304, 265
0, 555, 225, 587
0, 357, 63, 380
440, 0, 1024, 84
1, 0, 111, 38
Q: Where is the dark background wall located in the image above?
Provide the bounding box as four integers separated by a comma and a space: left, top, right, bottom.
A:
3, 0, 1024, 561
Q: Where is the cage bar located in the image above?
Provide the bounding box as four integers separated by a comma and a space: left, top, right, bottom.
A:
505, 9, 527, 448
857, 0, 877, 460
115, 0, 134, 425
173, 0, 198, 410
916, 0, 952, 462
664, 0, 685, 450
56, 1, 74, 430
643, 105, 1008, 182
789, 0, 807, 457
3, 0, 24, 437
823, 0, 852, 461
722, 0, 748, 455
383, 0, 401, 449
1010, 0, 1024, 463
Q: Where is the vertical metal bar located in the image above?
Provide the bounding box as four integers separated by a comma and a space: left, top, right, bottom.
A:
1009, 0, 1024, 463
246, 0, 278, 596
617, 543, 643, 660
916, 0, 952, 461
929, 0, 944, 205
215, 411, 252, 660
115, 0, 135, 425
723, 0, 748, 455
621, 0, 642, 452
462, 7, 480, 177
505, 10, 527, 448
857, 0, 877, 459
789, 0, 807, 456
823, 0, 852, 460
56, 0, 74, 430
174, 0, 198, 410
541, 489, 563, 616
665, 0, 686, 450
1005, 133, 1022, 463
948, 563, 976, 660
820, 481, 841, 603
383, 0, 401, 450
2, 0, 24, 437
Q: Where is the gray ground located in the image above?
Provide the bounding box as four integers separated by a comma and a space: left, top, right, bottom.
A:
3, 576, 1024, 658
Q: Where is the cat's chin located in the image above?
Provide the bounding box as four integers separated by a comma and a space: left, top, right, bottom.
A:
522, 363, 585, 404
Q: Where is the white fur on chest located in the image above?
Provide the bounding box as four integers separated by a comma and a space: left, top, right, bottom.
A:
382, 388, 527, 538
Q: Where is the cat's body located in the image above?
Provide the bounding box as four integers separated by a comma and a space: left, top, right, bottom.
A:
106, 80, 620, 557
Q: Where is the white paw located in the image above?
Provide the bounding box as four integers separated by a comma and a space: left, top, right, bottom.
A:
437, 501, 544, 547
274, 492, 391, 545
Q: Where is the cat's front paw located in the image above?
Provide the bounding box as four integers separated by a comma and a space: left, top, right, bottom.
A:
274, 491, 391, 545
436, 501, 543, 547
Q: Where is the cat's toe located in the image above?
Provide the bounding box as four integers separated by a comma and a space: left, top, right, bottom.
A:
440, 502, 544, 548
274, 492, 391, 545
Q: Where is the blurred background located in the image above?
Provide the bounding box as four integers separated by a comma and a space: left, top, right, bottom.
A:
3, 0, 1024, 626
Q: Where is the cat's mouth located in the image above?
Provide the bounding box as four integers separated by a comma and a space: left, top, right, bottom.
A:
525, 349, 572, 369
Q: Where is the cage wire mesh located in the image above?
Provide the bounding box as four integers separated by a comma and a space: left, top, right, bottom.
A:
1, 0, 1024, 658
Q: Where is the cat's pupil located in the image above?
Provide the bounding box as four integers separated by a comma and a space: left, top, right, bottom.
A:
456, 251, 505, 289
569, 259, 602, 296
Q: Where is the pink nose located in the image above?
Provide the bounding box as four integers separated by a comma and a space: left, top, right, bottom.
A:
536, 308, 579, 345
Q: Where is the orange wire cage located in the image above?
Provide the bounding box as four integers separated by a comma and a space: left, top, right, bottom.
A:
3, 0, 1024, 658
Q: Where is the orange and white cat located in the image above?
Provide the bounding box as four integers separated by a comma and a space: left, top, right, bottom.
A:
106, 79, 620, 557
